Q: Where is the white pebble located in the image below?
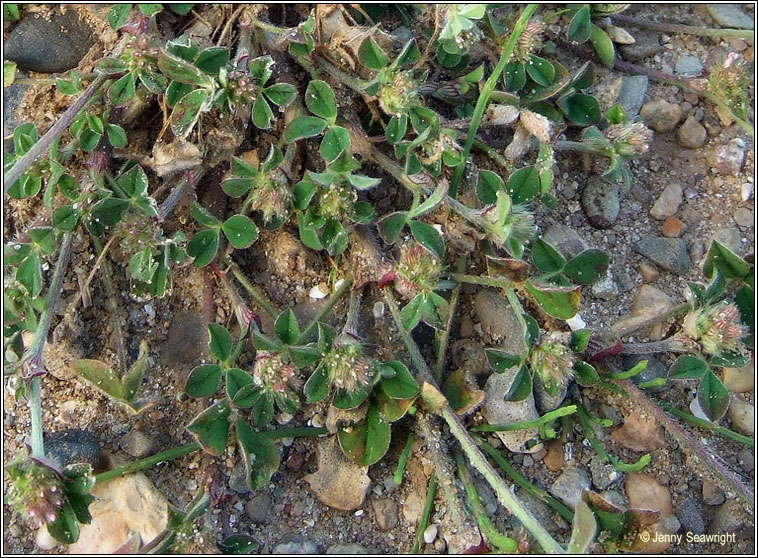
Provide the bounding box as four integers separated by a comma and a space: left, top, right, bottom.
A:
309, 283, 329, 299
281, 437, 294, 447
423, 524, 438, 544
566, 313, 586, 331
334, 278, 346, 291
741, 183, 753, 202
35, 526, 57, 551
373, 301, 385, 318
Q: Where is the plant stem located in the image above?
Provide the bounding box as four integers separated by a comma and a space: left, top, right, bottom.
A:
454, 451, 518, 553
394, 432, 415, 486
554, 140, 610, 156
294, 274, 354, 345
659, 403, 754, 447
449, 4, 539, 197
576, 405, 651, 472
4, 73, 108, 194
471, 405, 577, 432
411, 472, 437, 554
609, 13, 754, 38
224, 256, 278, 319
435, 256, 466, 383
29, 378, 44, 459
617, 379, 754, 507
94, 443, 201, 484
315, 55, 372, 95
157, 168, 203, 221
450, 272, 515, 291
609, 302, 692, 340
258, 426, 328, 439
620, 338, 691, 355
477, 438, 575, 524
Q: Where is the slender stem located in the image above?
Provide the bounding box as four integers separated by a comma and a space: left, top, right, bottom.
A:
471, 405, 577, 432
94, 443, 201, 484
576, 405, 651, 472
554, 140, 609, 156
455, 451, 518, 553
341, 284, 362, 335
618, 379, 754, 507
394, 432, 415, 486
29, 378, 44, 459
4, 73, 108, 193
224, 256, 278, 319
92, 233, 128, 376
659, 403, 754, 447
315, 56, 372, 95
435, 256, 466, 383
609, 13, 754, 39
620, 339, 690, 355
157, 168, 203, 221
295, 274, 354, 345
449, 4, 539, 197
382, 286, 434, 386
477, 438, 574, 523
450, 272, 515, 291
609, 302, 692, 340
412, 472, 437, 554
61, 235, 116, 321
258, 426, 327, 439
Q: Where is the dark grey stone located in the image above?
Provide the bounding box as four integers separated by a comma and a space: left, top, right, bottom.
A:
616, 75, 649, 117
619, 30, 663, 62
4, 11, 94, 74
676, 496, 706, 534
633, 237, 691, 275
44, 429, 100, 469
581, 177, 620, 229
326, 543, 371, 554
245, 492, 273, 523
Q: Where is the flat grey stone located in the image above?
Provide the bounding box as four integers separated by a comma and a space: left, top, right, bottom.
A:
619, 30, 663, 62
542, 224, 589, 260
676, 495, 706, 535
633, 237, 691, 275
4, 11, 94, 73
245, 492, 273, 523
549, 465, 591, 510
273, 536, 320, 555
707, 4, 754, 29
674, 55, 703, 77
616, 75, 649, 117
326, 543, 371, 554
582, 176, 620, 229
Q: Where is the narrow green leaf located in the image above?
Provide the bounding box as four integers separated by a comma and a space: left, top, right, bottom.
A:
486, 349, 522, 373
697, 370, 729, 422
409, 220, 445, 261
531, 239, 566, 273
525, 280, 581, 319
386, 114, 408, 145
264, 82, 297, 107
284, 116, 327, 142
252, 97, 274, 129
668, 355, 708, 379
226, 367, 254, 401
208, 323, 232, 363
567, 5, 592, 43
72, 359, 125, 400
108, 4, 132, 30
358, 36, 389, 70
337, 400, 391, 466
171, 88, 209, 137
195, 47, 229, 74
703, 240, 751, 280
304, 364, 330, 403
564, 249, 609, 285
377, 211, 408, 245
401, 293, 425, 331
504, 365, 533, 402
320, 125, 351, 162
526, 54, 555, 86
590, 24, 615, 68
505, 166, 539, 205
158, 50, 214, 86
380, 361, 419, 399
321, 219, 348, 255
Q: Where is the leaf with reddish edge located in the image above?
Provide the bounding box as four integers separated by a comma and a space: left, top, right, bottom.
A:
588, 339, 623, 363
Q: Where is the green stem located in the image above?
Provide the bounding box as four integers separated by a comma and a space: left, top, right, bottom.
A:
29, 378, 44, 459
412, 472, 437, 554
94, 443, 202, 484
477, 438, 574, 523
554, 140, 610, 156
449, 4, 539, 197
4, 73, 108, 193
224, 256, 278, 319
394, 433, 415, 486
294, 274, 353, 345
471, 405, 577, 432
450, 272, 515, 291
609, 13, 755, 39
435, 256, 466, 383
259, 426, 328, 439
576, 405, 651, 472
455, 451, 518, 553
659, 403, 754, 448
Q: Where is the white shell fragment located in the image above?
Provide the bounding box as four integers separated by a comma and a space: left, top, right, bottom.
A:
423, 524, 438, 544
566, 313, 587, 331
309, 283, 329, 299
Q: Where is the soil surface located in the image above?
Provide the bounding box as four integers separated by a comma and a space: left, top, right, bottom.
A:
3, 4, 755, 555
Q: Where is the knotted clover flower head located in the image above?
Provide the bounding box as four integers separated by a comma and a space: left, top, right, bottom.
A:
224, 69, 258, 106
315, 180, 356, 221
682, 302, 747, 357
6, 456, 67, 528
322, 333, 376, 395
250, 169, 292, 223
378, 70, 420, 117
529, 334, 575, 396
395, 241, 442, 299
252, 351, 300, 396
606, 121, 653, 157
512, 21, 545, 62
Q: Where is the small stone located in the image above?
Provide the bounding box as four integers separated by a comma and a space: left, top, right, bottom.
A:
619, 30, 663, 62
734, 207, 754, 228
402, 492, 425, 526
4, 11, 95, 73
661, 216, 686, 237
706, 4, 755, 29
728, 396, 754, 436
626, 472, 673, 515
709, 500, 744, 534
35, 525, 57, 551
722, 362, 755, 393
229, 461, 251, 494
633, 237, 691, 275
640, 99, 683, 133
677, 116, 707, 148
676, 495, 706, 534
616, 75, 649, 117
715, 138, 747, 175
639, 262, 660, 283
737, 447, 754, 473
606, 25, 636, 44
650, 183, 684, 220
119, 429, 153, 459
674, 55, 703, 76
702, 479, 726, 506
474, 289, 527, 351
245, 492, 273, 523
451, 339, 487, 376
305, 436, 371, 511
272, 536, 320, 554
543, 438, 565, 472
423, 524, 438, 544
45, 429, 100, 469
326, 543, 371, 554
741, 182, 753, 202
533, 374, 568, 415
371, 498, 399, 531
542, 224, 589, 260
591, 267, 619, 300
589, 455, 621, 490
710, 227, 742, 253
611, 411, 666, 452
582, 176, 620, 229
549, 465, 591, 510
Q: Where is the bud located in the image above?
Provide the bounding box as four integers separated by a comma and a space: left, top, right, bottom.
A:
6, 456, 68, 529
529, 335, 575, 396
378, 70, 420, 116
681, 302, 747, 356
315, 180, 356, 220
322, 334, 376, 395
252, 351, 300, 400
250, 170, 293, 223
606, 121, 652, 157
394, 241, 442, 299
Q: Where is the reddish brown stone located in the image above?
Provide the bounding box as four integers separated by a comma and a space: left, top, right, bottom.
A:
661, 216, 686, 237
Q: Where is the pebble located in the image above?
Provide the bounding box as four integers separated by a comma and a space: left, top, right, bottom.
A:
722, 362, 755, 393
728, 396, 754, 436
706, 4, 755, 29
733, 207, 754, 228
715, 138, 747, 175
702, 479, 726, 506
590, 267, 619, 300
650, 183, 683, 220
589, 455, 621, 490
326, 543, 371, 554
423, 524, 438, 544
45, 429, 100, 469
543, 438, 565, 472
272, 536, 320, 554
35, 525, 57, 551
633, 237, 691, 275
4, 11, 94, 73
639, 262, 660, 283
677, 116, 707, 148
229, 461, 251, 494
451, 339, 487, 376
737, 447, 754, 473
626, 472, 673, 515
622, 355, 672, 393
305, 436, 370, 511
741, 182, 753, 202
710, 227, 742, 253
245, 492, 273, 523
611, 411, 666, 452
533, 374, 567, 415
581, 177, 620, 229
473, 289, 527, 351
640, 99, 683, 133
676, 495, 706, 534
402, 492, 425, 525
619, 30, 663, 62
709, 500, 743, 534
549, 465, 591, 510
542, 224, 589, 260
661, 216, 686, 237
483, 364, 542, 453
616, 75, 649, 117
674, 55, 703, 76
371, 498, 399, 531
119, 429, 154, 459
